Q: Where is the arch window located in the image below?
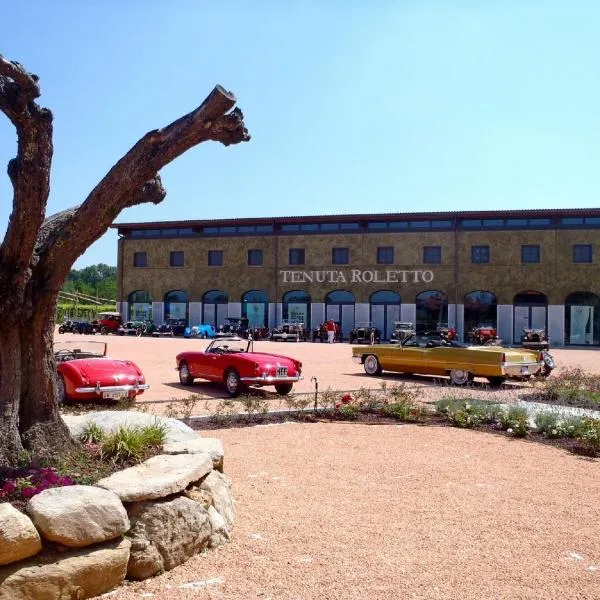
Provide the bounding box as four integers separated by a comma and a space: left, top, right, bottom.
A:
415, 290, 448, 334
325, 290, 356, 339
164, 290, 189, 322
464, 290, 497, 332
242, 290, 269, 328
565, 291, 600, 345
513, 291, 548, 342
202, 290, 228, 327
128, 290, 152, 321
283, 290, 311, 327
370, 290, 401, 340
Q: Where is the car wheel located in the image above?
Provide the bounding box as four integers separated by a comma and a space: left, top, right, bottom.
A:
58, 326, 66, 334
449, 369, 471, 386
363, 354, 382, 376
178, 361, 195, 386
487, 376, 506, 388
56, 375, 67, 404
135, 327, 142, 337
540, 352, 555, 377
275, 383, 293, 395
224, 369, 243, 397
100, 326, 108, 335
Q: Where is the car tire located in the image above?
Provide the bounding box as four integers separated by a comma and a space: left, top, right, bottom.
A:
540, 352, 555, 377
178, 361, 195, 386
135, 327, 142, 337
56, 375, 67, 404
224, 368, 243, 397
449, 369, 471, 386
275, 383, 293, 396
363, 354, 382, 376
487, 376, 506, 387
58, 326, 66, 334
100, 326, 108, 335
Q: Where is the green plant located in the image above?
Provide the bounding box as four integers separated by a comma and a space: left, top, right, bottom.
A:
336, 404, 360, 420
558, 415, 586, 438
499, 406, 529, 437
80, 422, 106, 444
574, 417, 600, 454
100, 423, 167, 463
534, 411, 561, 438
381, 400, 425, 422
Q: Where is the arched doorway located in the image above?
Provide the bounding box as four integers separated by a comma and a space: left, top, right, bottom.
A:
370, 290, 401, 340
565, 291, 600, 345
416, 290, 448, 334
202, 290, 228, 328
464, 291, 497, 332
325, 290, 355, 339
128, 290, 152, 321
242, 290, 269, 328
164, 290, 189, 323
513, 291, 547, 342
283, 290, 311, 327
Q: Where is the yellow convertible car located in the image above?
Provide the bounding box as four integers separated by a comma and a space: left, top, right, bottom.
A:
351, 336, 555, 386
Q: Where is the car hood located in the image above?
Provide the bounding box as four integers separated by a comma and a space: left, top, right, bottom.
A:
236, 352, 299, 366
59, 358, 142, 379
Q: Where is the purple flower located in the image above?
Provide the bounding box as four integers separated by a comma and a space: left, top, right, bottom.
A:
20, 487, 36, 499
2, 482, 17, 494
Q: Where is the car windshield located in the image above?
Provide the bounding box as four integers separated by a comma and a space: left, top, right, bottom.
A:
54, 340, 107, 360
402, 334, 467, 349
207, 338, 249, 354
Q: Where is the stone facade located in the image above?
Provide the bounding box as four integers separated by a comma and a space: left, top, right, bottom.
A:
114, 210, 600, 345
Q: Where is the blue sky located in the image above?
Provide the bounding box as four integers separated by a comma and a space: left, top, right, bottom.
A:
2, 1, 599, 268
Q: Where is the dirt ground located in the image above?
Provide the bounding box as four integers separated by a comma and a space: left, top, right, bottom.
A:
60, 332, 600, 599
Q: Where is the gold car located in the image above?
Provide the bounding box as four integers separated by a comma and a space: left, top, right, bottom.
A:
351, 336, 554, 386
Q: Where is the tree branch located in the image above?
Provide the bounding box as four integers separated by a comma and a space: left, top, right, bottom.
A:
39, 85, 249, 285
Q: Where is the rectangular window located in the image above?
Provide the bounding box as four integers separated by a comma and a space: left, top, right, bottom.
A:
377, 246, 394, 264
471, 245, 490, 264
506, 219, 527, 228
133, 252, 148, 267
461, 219, 482, 228
573, 244, 593, 263
423, 246, 441, 264
332, 247, 349, 265
169, 251, 184, 267
410, 221, 430, 229
248, 249, 263, 266
208, 250, 223, 266
340, 222, 360, 230
289, 248, 305, 265
562, 217, 584, 225
320, 223, 339, 231
521, 245, 540, 264
483, 219, 504, 227
281, 224, 300, 232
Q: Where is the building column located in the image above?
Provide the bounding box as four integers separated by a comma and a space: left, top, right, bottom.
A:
400, 303, 416, 325
152, 302, 164, 325
116, 302, 128, 321
547, 304, 565, 347
455, 303, 464, 343
268, 303, 276, 329
228, 302, 241, 318
275, 303, 283, 326
354, 303, 369, 325
497, 304, 513, 346
189, 302, 202, 325
311, 303, 325, 330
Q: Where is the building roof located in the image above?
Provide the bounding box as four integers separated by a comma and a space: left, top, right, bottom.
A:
112, 208, 600, 231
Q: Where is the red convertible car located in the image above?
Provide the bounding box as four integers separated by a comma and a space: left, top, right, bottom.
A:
176, 337, 302, 397
54, 341, 149, 403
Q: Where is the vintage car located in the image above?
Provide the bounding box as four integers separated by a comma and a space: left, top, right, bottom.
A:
97, 312, 123, 335
348, 322, 381, 344
215, 317, 249, 339
150, 322, 175, 337
58, 320, 98, 335
176, 336, 302, 397
467, 325, 502, 346
270, 320, 307, 342
249, 326, 271, 340
423, 326, 457, 342
184, 324, 216, 339
117, 320, 147, 337
164, 318, 188, 336
312, 321, 342, 342
54, 341, 149, 402
520, 328, 550, 350
389, 322, 416, 344
351, 334, 555, 386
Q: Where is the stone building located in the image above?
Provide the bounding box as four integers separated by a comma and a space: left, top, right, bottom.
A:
113, 208, 600, 346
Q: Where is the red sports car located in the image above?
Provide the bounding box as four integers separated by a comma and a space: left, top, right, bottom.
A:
176, 336, 302, 397
54, 341, 149, 403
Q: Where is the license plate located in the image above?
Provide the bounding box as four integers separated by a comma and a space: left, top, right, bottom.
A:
277, 367, 288, 377
103, 391, 128, 399
520, 367, 529, 375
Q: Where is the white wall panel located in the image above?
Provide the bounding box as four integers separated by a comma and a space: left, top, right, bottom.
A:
354, 303, 370, 325
548, 304, 565, 346
152, 302, 164, 325
497, 304, 513, 346
189, 302, 202, 325
311, 303, 325, 330
268, 303, 277, 329
455, 303, 464, 342
400, 303, 416, 325
228, 302, 241, 318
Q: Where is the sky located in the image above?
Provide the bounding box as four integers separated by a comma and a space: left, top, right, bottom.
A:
1, 1, 599, 268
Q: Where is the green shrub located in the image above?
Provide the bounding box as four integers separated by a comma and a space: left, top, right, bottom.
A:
574, 418, 600, 453
80, 422, 106, 444
435, 398, 503, 428
100, 423, 167, 463
336, 404, 360, 420
381, 400, 425, 422
534, 412, 560, 438
498, 406, 529, 437
559, 415, 586, 438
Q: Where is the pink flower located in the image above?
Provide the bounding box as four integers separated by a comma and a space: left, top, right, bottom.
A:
2, 482, 17, 494
334, 402, 341, 410
20, 487, 36, 499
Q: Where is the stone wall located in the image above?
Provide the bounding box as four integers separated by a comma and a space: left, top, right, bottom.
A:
0, 432, 233, 600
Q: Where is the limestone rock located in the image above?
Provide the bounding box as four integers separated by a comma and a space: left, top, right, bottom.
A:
0, 504, 41, 566
27, 485, 129, 548
200, 470, 235, 530
0, 537, 130, 600
62, 410, 199, 444
96, 453, 213, 502
183, 487, 213, 509
126, 496, 211, 580
207, 505, 231, 548
163, 437, 224, 471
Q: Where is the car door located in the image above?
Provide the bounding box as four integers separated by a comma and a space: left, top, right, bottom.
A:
385, 345, 431, 374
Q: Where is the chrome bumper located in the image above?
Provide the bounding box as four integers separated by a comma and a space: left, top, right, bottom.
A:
501, 362, 542, 376
75, 383, 150, 394
240, 374, 302, 384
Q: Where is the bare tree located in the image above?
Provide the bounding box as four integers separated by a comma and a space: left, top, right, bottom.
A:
0, 55, 250, 466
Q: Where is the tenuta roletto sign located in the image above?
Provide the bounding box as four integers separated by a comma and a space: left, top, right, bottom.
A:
279, 269, 434, 284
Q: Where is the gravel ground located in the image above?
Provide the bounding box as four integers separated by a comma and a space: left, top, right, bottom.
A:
98, 421, 599, 600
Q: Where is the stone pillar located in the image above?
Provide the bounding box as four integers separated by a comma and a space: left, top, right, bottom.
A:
497, 304, 513, 346
152, 302, 164, 325
354, 303, 369, 325
116, 302, 128, 321
455, 303, 464, 343
400, 303, 416, 325
268, 303, 276, 329
547, 305, 565, 347
447, 304, 456, 328
228, 302, 241, 318
311, 303, 325, 330
189, 302, 202, 325
275, 303, 283, 326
